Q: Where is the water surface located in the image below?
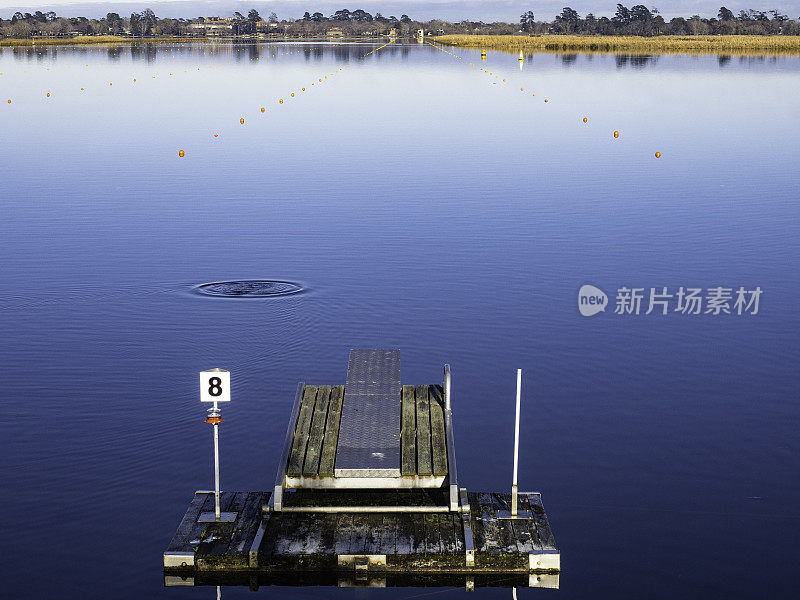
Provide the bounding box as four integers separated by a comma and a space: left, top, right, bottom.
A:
2, 42, 799, 599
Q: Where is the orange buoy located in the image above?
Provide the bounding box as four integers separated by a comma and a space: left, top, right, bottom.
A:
81, 88, 84, 91
583, 117, 588, 123
279, 99, 284, 104
213, 134, 219, 138
613, 131, 619, 138
109, 82, 112, 86
291, 93, 295, 97
178, 150, 185, 157
261, 107, 265, 113
133, 78, 136, 82
302, 87, 306, 91
46, 93, 50, 97
7, 99, 10, 104
544, 99, 548, 103
655, 152, 661, 158
318, 78, 322, 82
520, 87, 524, 91
240, 118, 245, 124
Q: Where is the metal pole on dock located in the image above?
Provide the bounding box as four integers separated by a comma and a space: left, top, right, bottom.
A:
512, 368, 521, 517
444, 364, 451, 411
198, 369, 237, 523
212, 410, 221, 519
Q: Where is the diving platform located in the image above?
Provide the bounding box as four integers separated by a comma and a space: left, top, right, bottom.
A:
164, 349, 560, 588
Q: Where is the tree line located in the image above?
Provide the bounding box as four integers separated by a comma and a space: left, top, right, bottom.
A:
1, 6, 799, 39
521, 5, 800, 35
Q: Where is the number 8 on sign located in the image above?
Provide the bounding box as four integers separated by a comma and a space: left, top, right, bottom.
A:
200, 369, 231, 402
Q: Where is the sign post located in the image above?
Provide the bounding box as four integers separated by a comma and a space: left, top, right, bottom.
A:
198, 368, 237, 523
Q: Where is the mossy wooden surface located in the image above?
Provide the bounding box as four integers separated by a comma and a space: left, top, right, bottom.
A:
165, 490, 558, 574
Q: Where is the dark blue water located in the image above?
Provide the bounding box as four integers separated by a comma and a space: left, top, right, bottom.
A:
2, 42, 799, 599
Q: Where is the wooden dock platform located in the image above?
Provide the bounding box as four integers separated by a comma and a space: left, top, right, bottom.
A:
165, 350, 560, 589
164, 490, 559, 579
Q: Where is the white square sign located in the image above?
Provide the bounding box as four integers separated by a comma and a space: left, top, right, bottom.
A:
200, 369, 231, 402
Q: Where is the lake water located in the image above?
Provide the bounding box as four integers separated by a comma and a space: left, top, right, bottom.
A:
2, 41, 799, 599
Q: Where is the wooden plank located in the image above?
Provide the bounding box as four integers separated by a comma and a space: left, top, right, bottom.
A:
529, 493, 558, 550
165, 493, 209, 552
424, 513, 442, 555
228, 493, 265, 555
401, 385, 417, 476
298, 514, 327, 554
361, 514, 383, 554
415, 384, 432, 476
286, 386, 318, 477
209, 492, 251, 556
198, 492, 240, 558
303, 385, 331, 475
476, 492, 501, 554
438, 514, 459, 555
378, 514, 397, 554
492, 494, 521, 554
318, 385, 344, 477
428, 385, 448, 476
185, 493, 218, 549
333, 514, 353, 555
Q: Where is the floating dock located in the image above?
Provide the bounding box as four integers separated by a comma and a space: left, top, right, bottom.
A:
164, 350, 560, 589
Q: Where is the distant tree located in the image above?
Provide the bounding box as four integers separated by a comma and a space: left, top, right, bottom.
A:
311, 12, 325, 22
718, 6, 735, 20
248, 9, 261, 22
630, 5, 652, 21
268, 11, 278, 23
554, 7, 580, 33
769, 9, 788, 22
351, 9, 373, 22
9, 19, 33, 36
140, 9, 157, 35
129, 12, 141, 36
400, 14, 412, 23
302, 11, 311, 21
106, 12, 123, 34
332, 9, 351, 21
520, 10, 535, 32
613, 3, 631, 27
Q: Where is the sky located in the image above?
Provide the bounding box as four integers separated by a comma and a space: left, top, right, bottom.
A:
2, 0, 799, 21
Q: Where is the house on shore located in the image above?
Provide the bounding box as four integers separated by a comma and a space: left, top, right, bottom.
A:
188, 17, 234, 36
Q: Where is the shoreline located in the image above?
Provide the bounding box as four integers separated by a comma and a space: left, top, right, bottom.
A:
432, 34, 800, 55
0, 35, 203, 47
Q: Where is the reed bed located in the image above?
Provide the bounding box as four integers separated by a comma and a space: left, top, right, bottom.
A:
433, 34, 800, 55
0, 36, 196, 47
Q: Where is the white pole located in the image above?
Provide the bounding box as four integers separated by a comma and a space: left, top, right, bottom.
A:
444, 364, 451, 411
213, 401, 221, 520
512, 368, 521, 516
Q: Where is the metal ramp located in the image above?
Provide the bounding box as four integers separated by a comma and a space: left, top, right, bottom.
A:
334, 349, 401, 478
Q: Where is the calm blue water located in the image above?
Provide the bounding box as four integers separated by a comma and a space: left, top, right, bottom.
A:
2, 41, 799, 599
